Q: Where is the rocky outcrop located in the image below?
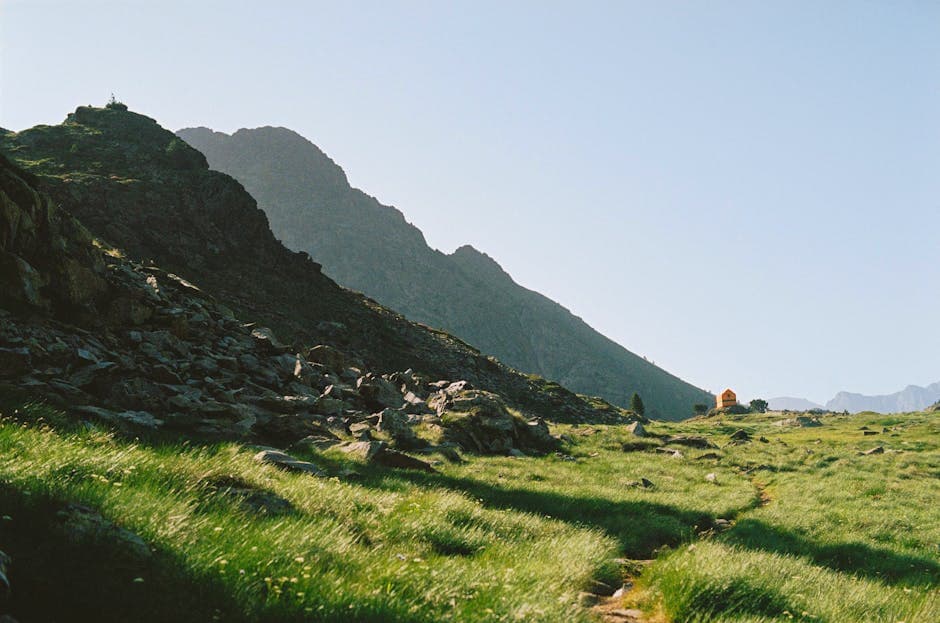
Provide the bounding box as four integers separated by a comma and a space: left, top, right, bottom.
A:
2, 106, 628, 425
0, 153, 573, 457
176, 126, 712, 419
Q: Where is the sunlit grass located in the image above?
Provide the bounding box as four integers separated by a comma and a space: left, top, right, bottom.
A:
0, 401, 936, 622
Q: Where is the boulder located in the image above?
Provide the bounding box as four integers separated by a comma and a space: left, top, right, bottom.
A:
625, 421, 647, 437
56, 504, 151, 563
253, 414, 338, 446
0, 346, 31, 377
434, 389, 558, 455
356, 374, 404, 410
249, 327, 287, 353
340, 440, 434, 472
376, 407, 425, 449
664, 435, 716, 449
730, 429, 750, 442
305, 344, 347, 371
253, 449, 325, 476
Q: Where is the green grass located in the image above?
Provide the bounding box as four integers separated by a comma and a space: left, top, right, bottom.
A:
632, 411, 940, 622
0, 401, 936, 622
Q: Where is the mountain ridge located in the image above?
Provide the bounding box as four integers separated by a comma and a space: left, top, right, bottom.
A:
177, 125, 711, 419
1, 105, 627, 424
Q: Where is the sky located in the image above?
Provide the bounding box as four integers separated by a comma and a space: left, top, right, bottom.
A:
2, 1, 939, 404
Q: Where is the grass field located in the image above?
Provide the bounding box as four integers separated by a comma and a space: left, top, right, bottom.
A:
0, 399, 936, 622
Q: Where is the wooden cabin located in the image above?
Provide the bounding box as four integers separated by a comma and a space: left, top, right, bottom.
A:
716, 388, 737, 409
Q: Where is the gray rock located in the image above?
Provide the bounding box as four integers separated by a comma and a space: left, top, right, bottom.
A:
341, 440, 388, 462
305, 344, 347, 371
56, 504, 151, 562
0, 346, 31, 376
253, 449, 325, 476
626, 421, 647, 437
68, 361, 117, 387
357, 374, 404, 410
72, 405, 163, 429
250, 326, 287, 352
315, 396, 348, 416
376, 407, 424, 448
349, 422, 373, 440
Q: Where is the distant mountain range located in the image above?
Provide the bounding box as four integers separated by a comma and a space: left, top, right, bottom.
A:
177, 126, 711, 419
768, 397, 824, 412
770, 382, 940, 414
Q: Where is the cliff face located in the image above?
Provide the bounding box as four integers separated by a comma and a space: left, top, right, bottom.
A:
1, 106, 626, 424
178, 126, 711, 419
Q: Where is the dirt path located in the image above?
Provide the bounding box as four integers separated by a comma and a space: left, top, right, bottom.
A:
588, 478, 772, 622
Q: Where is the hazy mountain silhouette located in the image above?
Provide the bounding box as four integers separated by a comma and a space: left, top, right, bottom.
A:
177, 126, 711, 419
825, 383, 940, 414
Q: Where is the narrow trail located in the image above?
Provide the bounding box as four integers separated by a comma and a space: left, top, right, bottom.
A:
588, 475, 773, 622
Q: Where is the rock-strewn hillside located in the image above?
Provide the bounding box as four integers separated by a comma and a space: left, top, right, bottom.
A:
0, 151, 599, 459
177, 126, 711, 420
0, 106, 625, 424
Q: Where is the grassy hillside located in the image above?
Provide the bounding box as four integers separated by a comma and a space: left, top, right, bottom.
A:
176, 126, 711, 420
1, 399, 935, 622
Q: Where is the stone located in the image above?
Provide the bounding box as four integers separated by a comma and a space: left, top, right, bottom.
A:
293, 435, 342, 451
349, 422, 373, 440
729, 429, 751, 442
374, 449, 435, 472
0, 549, 10, 600
305, 344, 347, 371
72, 405, 163, 429
376, 407, 424, 449
664, 435, 716, 449
357, 374, 404, 410
577, 592, 600, 607
0, 251, 48, 310
655, 447, 683, 458
315, 396, 347, 416
341, 440, 387, 462
0, 346, 31, 377
860, 446, 884, 455
68, 361, 117, 387
250, 326, 287, 352
56, 504, 151, 562
625, 421, 647, 437
705, 472, 718, 483
253, 449, 325, 476
254, 414, 338, 446
210, 480, 294, 516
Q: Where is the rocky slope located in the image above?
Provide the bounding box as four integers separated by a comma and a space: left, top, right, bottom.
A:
176, 126, 711, 420
0, 105, 625, 425
0, 150, 577, 458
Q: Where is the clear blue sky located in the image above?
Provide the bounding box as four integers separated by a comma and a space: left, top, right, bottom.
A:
3, 1, 939, 404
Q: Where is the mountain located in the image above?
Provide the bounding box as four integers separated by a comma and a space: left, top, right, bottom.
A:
825, 383, 940, 414
768, 397, 824, 411
176, 126, 711, 419
0, 105, 627, 424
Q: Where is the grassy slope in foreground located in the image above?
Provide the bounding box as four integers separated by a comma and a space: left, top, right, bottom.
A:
0, 402, 936, 622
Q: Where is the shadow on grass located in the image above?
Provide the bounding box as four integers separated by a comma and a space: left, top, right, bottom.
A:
353, 468, 716, 558
725, 518, 940, 587
678, 578, 815, 622
0, 484, 429, 623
